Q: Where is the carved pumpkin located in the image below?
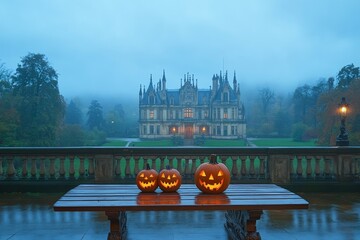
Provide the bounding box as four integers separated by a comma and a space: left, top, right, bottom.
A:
136, 163, 158, 192
194, 154, 230, 194
158, 165, 182, 192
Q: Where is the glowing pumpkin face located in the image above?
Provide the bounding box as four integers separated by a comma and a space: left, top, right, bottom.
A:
158, 166, 182, 192
136, 164, 158, 192
194, 154, 230, 194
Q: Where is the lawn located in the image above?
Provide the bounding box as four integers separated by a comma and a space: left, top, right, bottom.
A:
249, 138, 317, 147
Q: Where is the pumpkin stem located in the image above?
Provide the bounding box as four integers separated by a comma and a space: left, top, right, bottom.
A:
166, 165, 171, 170
210, 154, 218, 164
145, 163, 151, 170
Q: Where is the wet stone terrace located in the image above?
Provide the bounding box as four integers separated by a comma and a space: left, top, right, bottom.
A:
0, 191, 359, 240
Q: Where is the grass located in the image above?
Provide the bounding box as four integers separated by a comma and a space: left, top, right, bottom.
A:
250, 138, 317, 147
202, 139, 246, 147
102, 140, 128, 146
131, 140, 175, 147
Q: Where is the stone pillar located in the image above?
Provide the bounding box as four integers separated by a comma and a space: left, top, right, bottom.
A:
95, 154, 115, 182
268, 155, 290, 184
338, 155, 354, 181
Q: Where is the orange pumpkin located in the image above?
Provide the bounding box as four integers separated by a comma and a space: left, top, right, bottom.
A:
194, 154, 230, 194
158, 165, 182, 192
136, 163, 158, 192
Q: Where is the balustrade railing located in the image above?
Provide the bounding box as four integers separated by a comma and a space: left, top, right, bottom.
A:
0, 147, 359, 184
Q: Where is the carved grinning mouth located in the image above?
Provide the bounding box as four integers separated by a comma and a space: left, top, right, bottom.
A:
139, 180, 156, 188
160, 179, 179, 188
199, 179, 224, 191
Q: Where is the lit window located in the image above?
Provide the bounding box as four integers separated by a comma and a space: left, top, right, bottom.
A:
149, 110, 154, 119
224, 108, 228, 119
184, 108, 193, 118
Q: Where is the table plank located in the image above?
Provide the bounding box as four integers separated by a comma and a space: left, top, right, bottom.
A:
54, 184, 308, 212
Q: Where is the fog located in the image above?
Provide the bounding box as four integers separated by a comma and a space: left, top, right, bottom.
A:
1, 0, 360, 103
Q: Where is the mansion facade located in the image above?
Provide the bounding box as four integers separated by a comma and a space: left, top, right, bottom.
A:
139, 71, 246, 140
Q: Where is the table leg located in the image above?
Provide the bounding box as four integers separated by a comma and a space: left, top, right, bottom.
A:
105, 211, 127, 240
225, 210, 263, 240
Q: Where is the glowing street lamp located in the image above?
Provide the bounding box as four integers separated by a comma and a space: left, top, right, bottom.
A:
336, 97, 349, 146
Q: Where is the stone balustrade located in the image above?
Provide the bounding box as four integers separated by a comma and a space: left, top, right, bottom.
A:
0, 147, 359, 185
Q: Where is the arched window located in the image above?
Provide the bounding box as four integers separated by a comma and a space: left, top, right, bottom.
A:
223, 92, 229, 102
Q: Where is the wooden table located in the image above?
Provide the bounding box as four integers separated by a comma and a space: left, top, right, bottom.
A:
53, 184, 308, 240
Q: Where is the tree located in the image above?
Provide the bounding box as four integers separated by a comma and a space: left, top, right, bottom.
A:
259, 87, 275, 115
87, 100, 104, 130
337, 63, 359, 89
65, 99, 83, 125
11, 53, 65, 146
0, 62, 19, 146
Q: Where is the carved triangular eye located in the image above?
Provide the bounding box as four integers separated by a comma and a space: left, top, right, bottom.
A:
172, 174, 177, 178
200, 170, 206, 177
140, 173, 144, 178
161, 173, 166, 178
218, 171, 224, 177
149, 174, 154, 178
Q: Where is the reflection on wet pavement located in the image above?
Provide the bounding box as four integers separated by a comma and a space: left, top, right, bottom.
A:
0, 192, 359, 240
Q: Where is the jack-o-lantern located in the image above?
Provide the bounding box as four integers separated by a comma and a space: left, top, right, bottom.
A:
194, 154, 230, 194
158, 165, 182, 192
136, 163, 158, 192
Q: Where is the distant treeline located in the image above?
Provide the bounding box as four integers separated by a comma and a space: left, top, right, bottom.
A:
1, 53, 359, 146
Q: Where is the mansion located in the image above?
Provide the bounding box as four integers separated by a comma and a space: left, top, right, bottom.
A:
139, 71, 246, 140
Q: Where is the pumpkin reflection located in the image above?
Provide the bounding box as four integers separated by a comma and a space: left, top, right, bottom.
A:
136, 192, 158, 205
195, 193, 230, 205
136, 192, 181, 205
158, 192, 181, 205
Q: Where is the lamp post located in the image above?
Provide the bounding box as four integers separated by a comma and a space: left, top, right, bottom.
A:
336, 97, 349, 146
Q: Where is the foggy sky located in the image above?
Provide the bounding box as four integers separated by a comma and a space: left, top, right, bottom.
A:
1, 0, 360, 101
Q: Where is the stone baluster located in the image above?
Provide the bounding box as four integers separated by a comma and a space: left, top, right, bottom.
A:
39, 157, 46, 180
191, 157, 197, 174
7, 156, 16, 179
315, 156, 321, 178
175, 157, 181, 172
306, 156, 313, 179
231, 156, 238, 179
240, 156, 247, 178
134, 157, 140, 177
290, 156, 296, 178
159, 156, 165, 170
151, 157, 156, 171
88, 157, 95, 178
125, 157, 131, 178
0, 157, 3, 178
351, 157, 358, 178
79, 157, 85, 179
59, 157, 66, 179
22, 156, 28, 179
166, 157, 172, 168
249, 156, 256, 178
324, 157, 331, 178
200, 156, 206, 164
31, 157, 37, 179
259, 156, 266, 179
183, 158, 190, 178
114, 156, 121, 178
296, 156, 303, 178
69, 156, 75, 180
49, 157, 56, 179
